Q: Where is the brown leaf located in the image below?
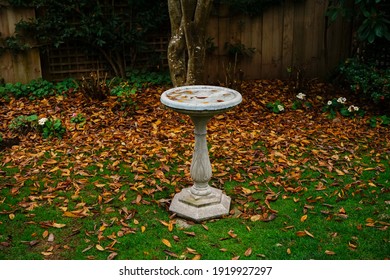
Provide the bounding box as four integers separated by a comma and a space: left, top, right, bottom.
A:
52, 223, 66, 228
300, 215, 308, 222
162, 239, 172, 248
304, 229, 314, 238
244, 247, 252, 257
228, 230, 237, 238
96, 244, 105, 251
107, 252, 118, 260
82, 245, 93, 253
325, 250, 336, 255
164, 250, 178, 258
48, 233, 55, 242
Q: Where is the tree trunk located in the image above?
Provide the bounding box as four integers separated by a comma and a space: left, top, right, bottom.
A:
168, 0, 213, 87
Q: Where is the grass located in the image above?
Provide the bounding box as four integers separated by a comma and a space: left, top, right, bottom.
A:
0, 81, 389, 260
0, 146, 389, 260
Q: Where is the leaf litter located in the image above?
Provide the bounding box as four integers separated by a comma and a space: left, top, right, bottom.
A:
0, 80, 389, 259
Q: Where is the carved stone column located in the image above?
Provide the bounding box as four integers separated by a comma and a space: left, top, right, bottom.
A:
168, 114, 231, 221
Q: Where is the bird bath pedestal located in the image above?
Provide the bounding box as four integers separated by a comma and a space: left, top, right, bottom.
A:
161, 85, 242, 221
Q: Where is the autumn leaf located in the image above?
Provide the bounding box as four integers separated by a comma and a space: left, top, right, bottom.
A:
304, 229, 314, 238
96, 244, 105, 251
244, 247, 252, 257
162, 239, 172, 248
228, 230, 237, 238
107, 252, 118, 260
164, 250, 178, 258
47, 233, 55, 242
52, 223, 66, 228
325, 250, 336, 255
300, 215, 308, 222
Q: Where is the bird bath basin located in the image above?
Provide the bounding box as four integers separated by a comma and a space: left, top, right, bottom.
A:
161, 85, 242, 221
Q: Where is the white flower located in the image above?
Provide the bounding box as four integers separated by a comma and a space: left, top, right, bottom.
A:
348, 105, 359, 112
277, 104, 284, 111
38, 118, 48, 126
327, 100, 332, 106
337, 97, 347, 104
296, 92, 306, 100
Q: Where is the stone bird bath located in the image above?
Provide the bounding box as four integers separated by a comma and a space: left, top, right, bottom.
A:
161, 85, 242, 221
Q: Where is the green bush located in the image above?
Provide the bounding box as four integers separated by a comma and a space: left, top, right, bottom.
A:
126, 69, 172, 88
339, 59, 390, 104
322, 97, 364, 119
369, 115, 390, 128
38, 118, 66, 139
9, 115, 66, 139
266, 100, 285, 114
9, 114, 38, 133
0, 78, 78, 99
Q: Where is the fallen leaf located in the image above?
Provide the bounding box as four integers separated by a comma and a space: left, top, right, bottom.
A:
107, 252, 118, 260
163, 250, 178, 258
48, 233, 55, 242
325, 250, 336, 255
228, 230, 237, 238
162, 239, 171, 248
304, 229, 314, 238
82, 245, 93, 253
52, 223, 66, 228
244, 247, 252, 257
186, 247, 198, 254
300, 215, 308, 222
96, 244, 105, 251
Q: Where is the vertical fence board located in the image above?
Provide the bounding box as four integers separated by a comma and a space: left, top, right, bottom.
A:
205, 0, 352, 81
281, 1, 295, 79
1, 1, 352, 83
0, 5, 42, 83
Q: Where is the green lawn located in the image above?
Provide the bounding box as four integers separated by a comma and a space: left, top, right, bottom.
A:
0, 81, 389, 260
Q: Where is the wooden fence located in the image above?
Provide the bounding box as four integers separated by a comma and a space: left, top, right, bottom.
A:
0, 3, 42, 83
205, 0, 352, 82
0, 0, 352, 83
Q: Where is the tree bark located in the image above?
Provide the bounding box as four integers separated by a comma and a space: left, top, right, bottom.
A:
168, 0, 213, 87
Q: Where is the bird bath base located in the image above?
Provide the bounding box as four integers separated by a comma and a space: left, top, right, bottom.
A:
161, 85, 242, 222
169, 187, 231, 221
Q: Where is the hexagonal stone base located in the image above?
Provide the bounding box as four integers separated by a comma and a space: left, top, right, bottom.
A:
169, 187, 231, 222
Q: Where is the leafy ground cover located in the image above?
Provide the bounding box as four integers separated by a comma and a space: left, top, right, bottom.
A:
0, 80, 389, 260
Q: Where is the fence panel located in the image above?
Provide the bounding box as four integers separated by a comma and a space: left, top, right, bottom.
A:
205, 0, 352, 82
0, 3, 42, 83
1, 0, 352, 83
